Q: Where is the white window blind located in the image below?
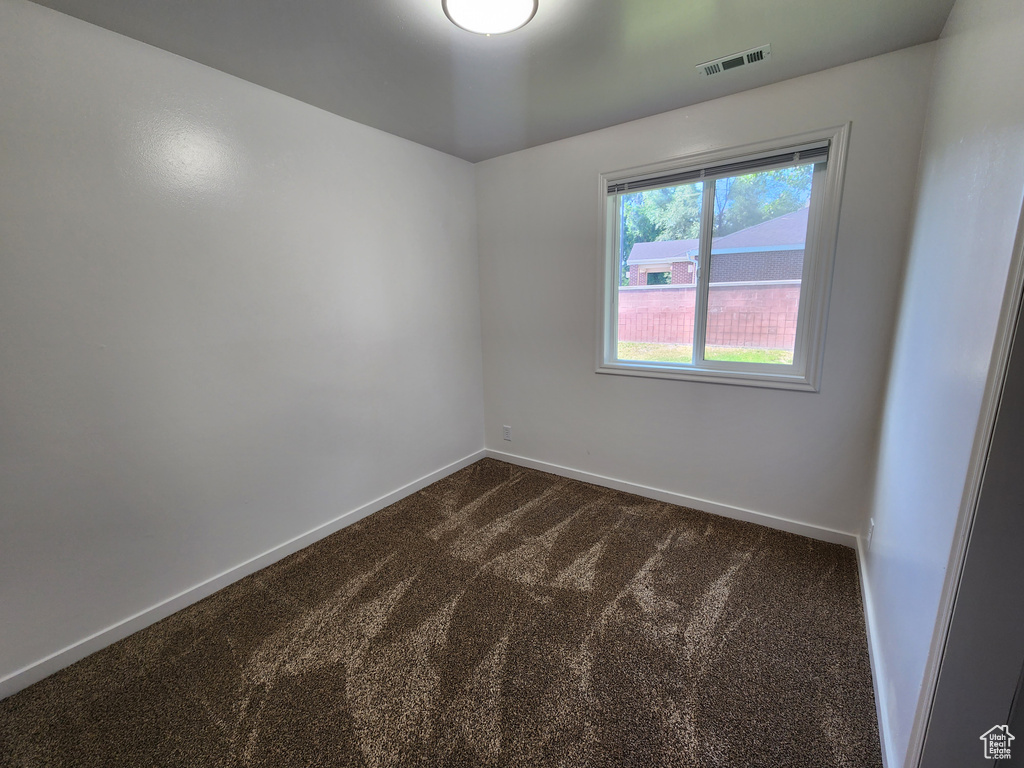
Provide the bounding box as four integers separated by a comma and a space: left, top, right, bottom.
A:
606, 142, 829, 196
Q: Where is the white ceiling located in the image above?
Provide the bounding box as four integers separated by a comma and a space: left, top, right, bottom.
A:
29, 0, 955, 162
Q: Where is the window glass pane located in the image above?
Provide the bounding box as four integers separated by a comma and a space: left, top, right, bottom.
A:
706, 164, 814, 365
616, 182, 703, 365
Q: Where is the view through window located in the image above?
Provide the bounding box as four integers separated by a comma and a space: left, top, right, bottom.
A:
617, 164, 813, 367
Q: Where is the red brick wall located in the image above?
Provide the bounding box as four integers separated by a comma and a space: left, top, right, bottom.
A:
619, 286, 697, 343
617, 282, 801, 350
671, 261, 695, 284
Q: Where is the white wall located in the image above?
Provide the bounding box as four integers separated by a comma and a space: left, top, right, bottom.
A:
476, 46, 934, 538
863, 0, 1024, 763
0, 0, 484, 691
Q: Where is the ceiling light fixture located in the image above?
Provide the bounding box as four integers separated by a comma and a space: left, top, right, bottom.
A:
442, 0, 538, 35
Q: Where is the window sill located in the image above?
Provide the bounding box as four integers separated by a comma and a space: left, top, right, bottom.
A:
595, 360, 819, 391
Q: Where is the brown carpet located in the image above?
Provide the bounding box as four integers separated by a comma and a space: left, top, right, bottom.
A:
0, 459, 881, 767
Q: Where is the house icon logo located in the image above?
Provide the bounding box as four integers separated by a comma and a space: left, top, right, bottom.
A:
980, 725, 1015, 760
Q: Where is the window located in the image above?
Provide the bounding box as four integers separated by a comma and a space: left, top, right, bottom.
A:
598, 125, 849, 391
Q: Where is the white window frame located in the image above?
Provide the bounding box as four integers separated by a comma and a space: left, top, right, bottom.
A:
596, 124, 850, 392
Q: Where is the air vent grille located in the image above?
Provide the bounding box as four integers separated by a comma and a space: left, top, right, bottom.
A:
697, 44, 771, 77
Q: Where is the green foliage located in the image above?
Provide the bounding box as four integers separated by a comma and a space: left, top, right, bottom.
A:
650, 184, 703, 241
617, 342, 794, 366
619, 183, 702, 284
703, 345, 794, 364
618, 164, 814, 284
712, 165, 812, 237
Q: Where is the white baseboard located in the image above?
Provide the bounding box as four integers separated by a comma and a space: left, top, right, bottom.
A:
1, 448, 862, 702
857, 536, 899, 768
485, 449, 858, 548
0, 449, 487, 701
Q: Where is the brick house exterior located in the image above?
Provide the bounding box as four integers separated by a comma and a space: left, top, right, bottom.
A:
625, 206, 808, 285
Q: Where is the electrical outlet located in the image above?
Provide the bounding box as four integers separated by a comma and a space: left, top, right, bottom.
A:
866, 518, 875, 552
502, 425, 512, 441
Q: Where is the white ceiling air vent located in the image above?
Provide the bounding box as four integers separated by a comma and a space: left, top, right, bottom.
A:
697, 44, 771, 77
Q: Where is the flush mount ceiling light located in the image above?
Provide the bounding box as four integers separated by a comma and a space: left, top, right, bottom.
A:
442, 0, 538, 35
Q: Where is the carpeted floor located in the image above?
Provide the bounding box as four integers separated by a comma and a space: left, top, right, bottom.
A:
0, 459, 881, 767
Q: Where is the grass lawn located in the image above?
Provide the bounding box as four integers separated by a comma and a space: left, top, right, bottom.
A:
618, 341, 794, 365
